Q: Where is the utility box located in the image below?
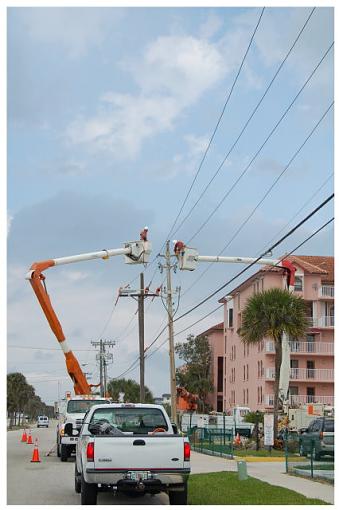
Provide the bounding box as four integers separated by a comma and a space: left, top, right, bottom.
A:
237, 460, 248, 481
178, 247, 199, 271
124, 241, 152, 264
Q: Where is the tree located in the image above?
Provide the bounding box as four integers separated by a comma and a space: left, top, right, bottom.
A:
107, 378, 154, 403
238, 288, 308, 438
175, 334, 214, 413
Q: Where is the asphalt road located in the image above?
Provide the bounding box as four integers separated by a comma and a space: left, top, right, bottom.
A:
7, 421, 168, 505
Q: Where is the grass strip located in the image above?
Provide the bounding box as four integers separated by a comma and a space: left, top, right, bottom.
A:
188, 471, 328, 505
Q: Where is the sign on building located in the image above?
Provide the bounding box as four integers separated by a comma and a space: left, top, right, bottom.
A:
264, 414, 274, 446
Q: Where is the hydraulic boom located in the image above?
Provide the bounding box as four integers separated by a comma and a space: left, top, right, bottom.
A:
26, 232, 151, 395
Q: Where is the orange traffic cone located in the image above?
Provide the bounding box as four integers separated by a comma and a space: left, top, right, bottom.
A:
31, 438, 41, 463
27, 430, 33, 444
21, 429, 27, 442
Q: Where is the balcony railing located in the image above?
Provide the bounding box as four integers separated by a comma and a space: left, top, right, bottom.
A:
266, 368, 334, 381
265, 394, 334, 407
307, 316, 334, 328
265, 341, 334, 355
319, 285, 334, 298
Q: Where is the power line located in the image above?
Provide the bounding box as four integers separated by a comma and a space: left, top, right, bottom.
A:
165, 7, 266, 243
182, 101, 333, 297
187, 42, 334, 244
118, 196, 333, 376
174, 193, 334, 322
172, 7, 316, 238
145, 216, 334, 361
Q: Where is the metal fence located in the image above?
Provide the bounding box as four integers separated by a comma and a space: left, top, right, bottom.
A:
283, 432, 334, 483
187, 427, 234, 458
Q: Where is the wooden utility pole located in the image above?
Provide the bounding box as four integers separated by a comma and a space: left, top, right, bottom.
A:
165, 241, 177, 425
138, 273, 145, 402
91, 339, 115, 397
118, 275, 159, 402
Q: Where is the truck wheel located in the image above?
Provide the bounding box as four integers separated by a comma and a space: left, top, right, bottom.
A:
61, 444, 69, 462
81, 473, 97, 505
74, 464, 81, 494
169, 483, 187, 505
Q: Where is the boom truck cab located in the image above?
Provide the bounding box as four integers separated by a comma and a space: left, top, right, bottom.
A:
57, 394, 111, 461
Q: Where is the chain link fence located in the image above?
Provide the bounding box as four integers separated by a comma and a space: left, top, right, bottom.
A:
187, 427, 234, 458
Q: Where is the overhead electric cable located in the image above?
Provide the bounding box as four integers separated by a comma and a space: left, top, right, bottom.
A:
174, 193, 334, 322
187, 42, 333, 244
144, 215, 334, 362
172, 7, 316, 238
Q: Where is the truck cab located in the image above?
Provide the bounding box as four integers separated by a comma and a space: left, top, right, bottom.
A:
57, 395, 110, 461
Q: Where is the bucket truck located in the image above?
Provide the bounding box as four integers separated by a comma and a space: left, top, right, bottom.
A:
173, 242, 296, 409
26, 230, 151, 461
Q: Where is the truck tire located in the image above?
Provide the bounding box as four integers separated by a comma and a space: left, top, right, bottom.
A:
169, 483, 187, 505
61, 444, 69, 462
74, 464, 81, 494
81, 473, 97, 505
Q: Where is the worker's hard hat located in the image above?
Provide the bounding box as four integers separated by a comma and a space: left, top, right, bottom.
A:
144, 226, 149, 230
172, 240, 177, 244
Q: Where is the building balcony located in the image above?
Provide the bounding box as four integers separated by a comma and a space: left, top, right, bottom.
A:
265, 394, 334, 407
265, 340, 334, 355
319, 285, 334, 299
307, 316, 334, 328
265, 367, 334, 382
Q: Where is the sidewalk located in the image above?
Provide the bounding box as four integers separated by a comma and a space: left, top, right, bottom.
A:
191, 451, 334, 504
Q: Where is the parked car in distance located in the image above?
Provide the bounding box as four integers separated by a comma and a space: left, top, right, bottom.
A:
74, 403, 190, 505
37, 415, 49, 428
299, 417, 334, 460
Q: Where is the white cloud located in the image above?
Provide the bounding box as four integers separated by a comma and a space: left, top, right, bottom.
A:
65, 34, 226, 159
7, 212, 14, 236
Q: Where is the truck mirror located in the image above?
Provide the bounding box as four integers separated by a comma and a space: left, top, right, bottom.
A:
171, 423, 178, 434
64, 423, 78, 436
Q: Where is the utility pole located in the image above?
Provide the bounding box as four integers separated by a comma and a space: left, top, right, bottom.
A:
118, 275, 159, 402
158, 241, 180, 425
138, 273, 145, 402
91, 339, 115, 397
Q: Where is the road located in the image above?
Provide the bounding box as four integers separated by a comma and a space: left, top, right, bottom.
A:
7, 421, 168, 505
7, 423, 333, 505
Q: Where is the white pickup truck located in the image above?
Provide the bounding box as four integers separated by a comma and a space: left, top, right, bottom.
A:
71, 403, 190, 505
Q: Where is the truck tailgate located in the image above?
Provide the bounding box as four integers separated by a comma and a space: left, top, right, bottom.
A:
93, 436, 184, 470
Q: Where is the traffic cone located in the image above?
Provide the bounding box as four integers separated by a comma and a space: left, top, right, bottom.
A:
27, 430, 33, 444
21, 429, 27, 442
234, 433, 241, 445
31, 438, 41, 463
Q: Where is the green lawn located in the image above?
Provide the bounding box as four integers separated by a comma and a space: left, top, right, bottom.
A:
234, 449, 286, 457
188, 472, 328, 505
297, 464, 334, 471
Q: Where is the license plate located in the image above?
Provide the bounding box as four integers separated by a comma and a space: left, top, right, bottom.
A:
126, 471, 152, 481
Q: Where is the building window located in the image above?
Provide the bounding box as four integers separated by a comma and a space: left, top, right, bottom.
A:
246, 364, 249, 381
246, 388, 249, 405
260, 386, 262, 403
294, 276, 303, 291
217, 357, 223, 392
237, 293, 240, 309
247, 344, 250, 356
228, 308, 233, 328
217, 397, 223, 412
243, 365, 246, 381
244, 343, 246, 357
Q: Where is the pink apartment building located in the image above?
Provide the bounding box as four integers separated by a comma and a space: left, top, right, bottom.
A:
198, 256, 334, 412
220, 255, 334, 411
200, 323, 224, 412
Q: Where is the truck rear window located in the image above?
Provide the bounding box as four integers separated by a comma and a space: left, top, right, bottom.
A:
89, 408, 168, 435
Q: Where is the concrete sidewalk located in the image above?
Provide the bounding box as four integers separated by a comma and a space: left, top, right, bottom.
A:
191, 451, 334, 504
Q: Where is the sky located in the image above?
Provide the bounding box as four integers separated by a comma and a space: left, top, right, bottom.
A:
7, 5, 334, 405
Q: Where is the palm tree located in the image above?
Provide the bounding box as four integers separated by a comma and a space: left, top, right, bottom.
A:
238, 288, 308, 438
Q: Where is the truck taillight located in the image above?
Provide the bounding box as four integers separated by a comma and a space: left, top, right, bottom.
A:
184, 442, 190, 461
87, 442, 94, 461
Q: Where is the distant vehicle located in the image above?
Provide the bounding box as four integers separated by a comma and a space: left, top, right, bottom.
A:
73, 403, 190, 505
37, 416, 49, 428
299, 417, 334, 460
180, 407, 254, 437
